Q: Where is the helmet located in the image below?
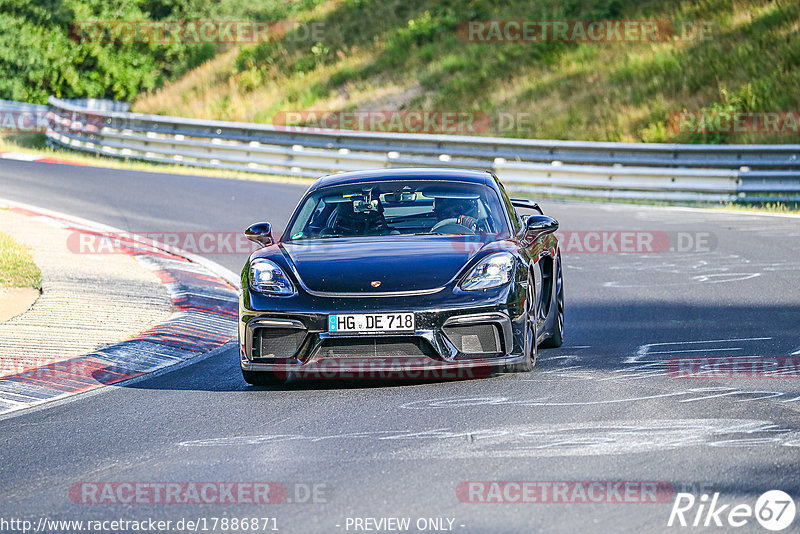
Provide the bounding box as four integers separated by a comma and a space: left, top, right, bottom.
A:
326, 201, 389, 236
434, 197, 478, 220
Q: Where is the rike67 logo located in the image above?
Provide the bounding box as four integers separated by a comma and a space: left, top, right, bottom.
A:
668, 490, 796, 531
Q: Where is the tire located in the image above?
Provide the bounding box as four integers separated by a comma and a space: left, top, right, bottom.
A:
540, 253, 564, 348
241, 368, 285, 386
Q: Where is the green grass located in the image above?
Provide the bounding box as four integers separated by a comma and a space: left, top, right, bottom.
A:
712, 201, 800, 214
512, 190, 800, 213
132, 0, 800, 144
0, 231, 42, 290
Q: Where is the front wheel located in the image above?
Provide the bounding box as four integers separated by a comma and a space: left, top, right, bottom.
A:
540, 253, 564, 348
241, 368, 285, 386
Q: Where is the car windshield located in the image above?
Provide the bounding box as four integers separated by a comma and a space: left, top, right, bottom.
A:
285, 180, 509, 240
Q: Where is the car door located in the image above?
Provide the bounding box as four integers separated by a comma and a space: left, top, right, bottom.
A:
492, 176, 546, 331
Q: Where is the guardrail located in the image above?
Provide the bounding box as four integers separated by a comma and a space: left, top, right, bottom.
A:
15, 97, 800, 202
0, 99, 49, 112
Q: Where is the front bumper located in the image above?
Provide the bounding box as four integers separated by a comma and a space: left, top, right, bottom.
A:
239, 288, 526, 378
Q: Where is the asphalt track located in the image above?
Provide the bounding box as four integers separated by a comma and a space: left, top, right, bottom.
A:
1, 160, 799, 533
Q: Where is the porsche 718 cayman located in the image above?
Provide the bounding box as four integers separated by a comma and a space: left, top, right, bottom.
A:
239, 168, 563, 384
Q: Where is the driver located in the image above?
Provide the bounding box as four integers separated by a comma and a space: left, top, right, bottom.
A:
433, 197, 480, 232
325, 199, 391, 236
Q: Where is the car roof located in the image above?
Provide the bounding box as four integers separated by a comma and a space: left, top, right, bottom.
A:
308, 168, 493, 191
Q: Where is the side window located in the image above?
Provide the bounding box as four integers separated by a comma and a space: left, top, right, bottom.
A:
308, 199, 331, 229
494, 177, 522, 234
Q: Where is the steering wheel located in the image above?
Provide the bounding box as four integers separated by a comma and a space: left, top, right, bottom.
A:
430, 218, 476, 235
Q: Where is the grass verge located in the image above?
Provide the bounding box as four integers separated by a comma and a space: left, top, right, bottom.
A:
513, 191, 800, 214
0, 231, 41, 290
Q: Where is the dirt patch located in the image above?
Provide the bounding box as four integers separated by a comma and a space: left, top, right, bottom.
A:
354, 82, 425, 111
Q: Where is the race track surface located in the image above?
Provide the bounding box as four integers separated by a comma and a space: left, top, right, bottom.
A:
1, 160, 799, 533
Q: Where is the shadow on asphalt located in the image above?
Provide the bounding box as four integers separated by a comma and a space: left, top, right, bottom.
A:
116, 302, 800, 392
119, 344, 505, 392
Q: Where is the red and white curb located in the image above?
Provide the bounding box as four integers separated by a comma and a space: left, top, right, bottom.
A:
0, 200, 241, 415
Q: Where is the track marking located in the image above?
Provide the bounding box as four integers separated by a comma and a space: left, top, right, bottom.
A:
178, 419, 800, 458
399, 388, 800, 412
647, 347, 743, 355
692, 273, 761, 283
539, 355, 582, 365
626, 337, 771, 364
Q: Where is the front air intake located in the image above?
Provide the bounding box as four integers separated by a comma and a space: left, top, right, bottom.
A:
252, 328, 306, 359
317, 337, 438, 359
443, 323, 502, 355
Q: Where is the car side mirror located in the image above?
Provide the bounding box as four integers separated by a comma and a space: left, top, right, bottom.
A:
245, 222, 274, 247
523, 215, 559, 242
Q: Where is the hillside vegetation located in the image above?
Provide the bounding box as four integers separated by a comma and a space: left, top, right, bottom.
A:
133, 0, 800, 143
5, 0, 799, 143
0, 0, 320, 103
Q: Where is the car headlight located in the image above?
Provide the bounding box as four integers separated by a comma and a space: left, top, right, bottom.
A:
249, 258, 294, 295
460, 252, 515, 291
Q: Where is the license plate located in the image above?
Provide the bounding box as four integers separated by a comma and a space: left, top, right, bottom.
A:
328, 313, 415, 333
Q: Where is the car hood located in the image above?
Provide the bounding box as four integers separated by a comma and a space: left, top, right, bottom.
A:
278, 235, 493, 293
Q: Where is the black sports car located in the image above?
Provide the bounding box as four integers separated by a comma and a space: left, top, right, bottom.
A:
239, 168, 563, 384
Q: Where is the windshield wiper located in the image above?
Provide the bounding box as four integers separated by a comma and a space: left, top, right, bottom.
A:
291, 235, 344, 241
